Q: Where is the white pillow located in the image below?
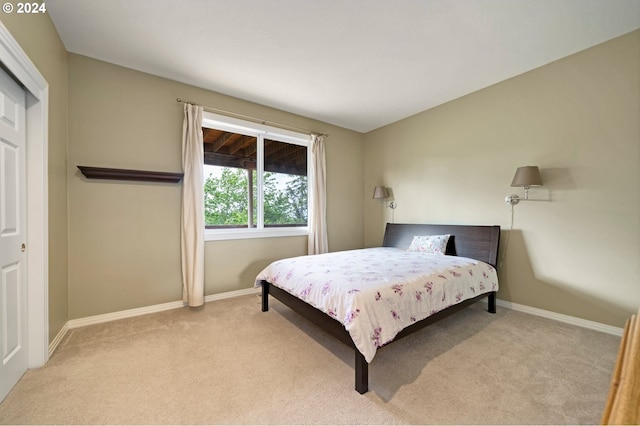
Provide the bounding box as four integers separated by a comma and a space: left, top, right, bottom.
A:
407, 234, 450, 255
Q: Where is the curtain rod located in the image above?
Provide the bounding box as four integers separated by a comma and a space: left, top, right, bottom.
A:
176, 98, 328, 137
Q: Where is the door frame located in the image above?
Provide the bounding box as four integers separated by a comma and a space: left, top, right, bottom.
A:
0, 22, 49, 368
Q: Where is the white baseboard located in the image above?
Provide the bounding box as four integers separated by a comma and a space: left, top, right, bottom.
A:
67, 287, 260, 329
67, 300, 184, 329
49, 289, 622, 358
48, 321, 69, 358
49, 287, 261, 356
204, 287, 260, 303
493, 298, 624, 337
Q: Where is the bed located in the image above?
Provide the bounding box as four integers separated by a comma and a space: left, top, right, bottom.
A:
256, 223, 501, 394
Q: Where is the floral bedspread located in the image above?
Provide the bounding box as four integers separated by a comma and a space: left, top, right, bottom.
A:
255, 247, 498, 363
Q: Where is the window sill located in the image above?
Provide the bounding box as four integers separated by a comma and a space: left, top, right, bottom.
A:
204, 228, 309, 241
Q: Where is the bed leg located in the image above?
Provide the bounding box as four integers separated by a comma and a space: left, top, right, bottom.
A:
261, 281, 269, 312
355, 351, 368, 394
488, 291, 496, 314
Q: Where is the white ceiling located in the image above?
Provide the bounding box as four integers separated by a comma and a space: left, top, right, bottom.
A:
46, 0, 640, 133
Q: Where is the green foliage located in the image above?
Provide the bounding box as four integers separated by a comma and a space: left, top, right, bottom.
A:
204, 168, 248, 226
204, 167, 307, 227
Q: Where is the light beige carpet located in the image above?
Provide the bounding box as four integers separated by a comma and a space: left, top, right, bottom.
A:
0, 294, 620, 425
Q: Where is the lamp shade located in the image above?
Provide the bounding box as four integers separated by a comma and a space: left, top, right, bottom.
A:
372, 186, 389, 199
511, 166, 542, 187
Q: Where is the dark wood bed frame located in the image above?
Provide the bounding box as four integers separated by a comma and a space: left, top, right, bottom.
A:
260, 223, 501, 394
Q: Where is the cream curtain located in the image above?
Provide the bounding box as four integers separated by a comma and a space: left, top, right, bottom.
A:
308, 134, 328, 255
181, 103, 205, 307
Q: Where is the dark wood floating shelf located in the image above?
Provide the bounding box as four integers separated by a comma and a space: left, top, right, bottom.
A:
77, 166, 184, 183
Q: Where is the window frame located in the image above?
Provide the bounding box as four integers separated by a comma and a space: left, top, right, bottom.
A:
202, 111, 311, 241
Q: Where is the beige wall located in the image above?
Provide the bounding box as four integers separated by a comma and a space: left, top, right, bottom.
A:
68, 54, 364, 319
0, 15, 69, 342
4, 11, 636, 332
364, 30, 640, 327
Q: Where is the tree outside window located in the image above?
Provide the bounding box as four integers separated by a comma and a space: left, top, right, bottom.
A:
201, 118, 309, 234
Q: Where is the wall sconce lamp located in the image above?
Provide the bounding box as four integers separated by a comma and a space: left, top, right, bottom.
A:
373, 186, 397, 209
505, 166, 543, 205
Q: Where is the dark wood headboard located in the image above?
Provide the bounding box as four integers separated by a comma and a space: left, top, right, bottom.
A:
382, 223, 501, 269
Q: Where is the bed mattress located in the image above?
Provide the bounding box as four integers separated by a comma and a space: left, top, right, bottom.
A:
255, 247, 499, 362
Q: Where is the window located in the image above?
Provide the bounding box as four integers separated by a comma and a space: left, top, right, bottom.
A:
202, 111, 310, 240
